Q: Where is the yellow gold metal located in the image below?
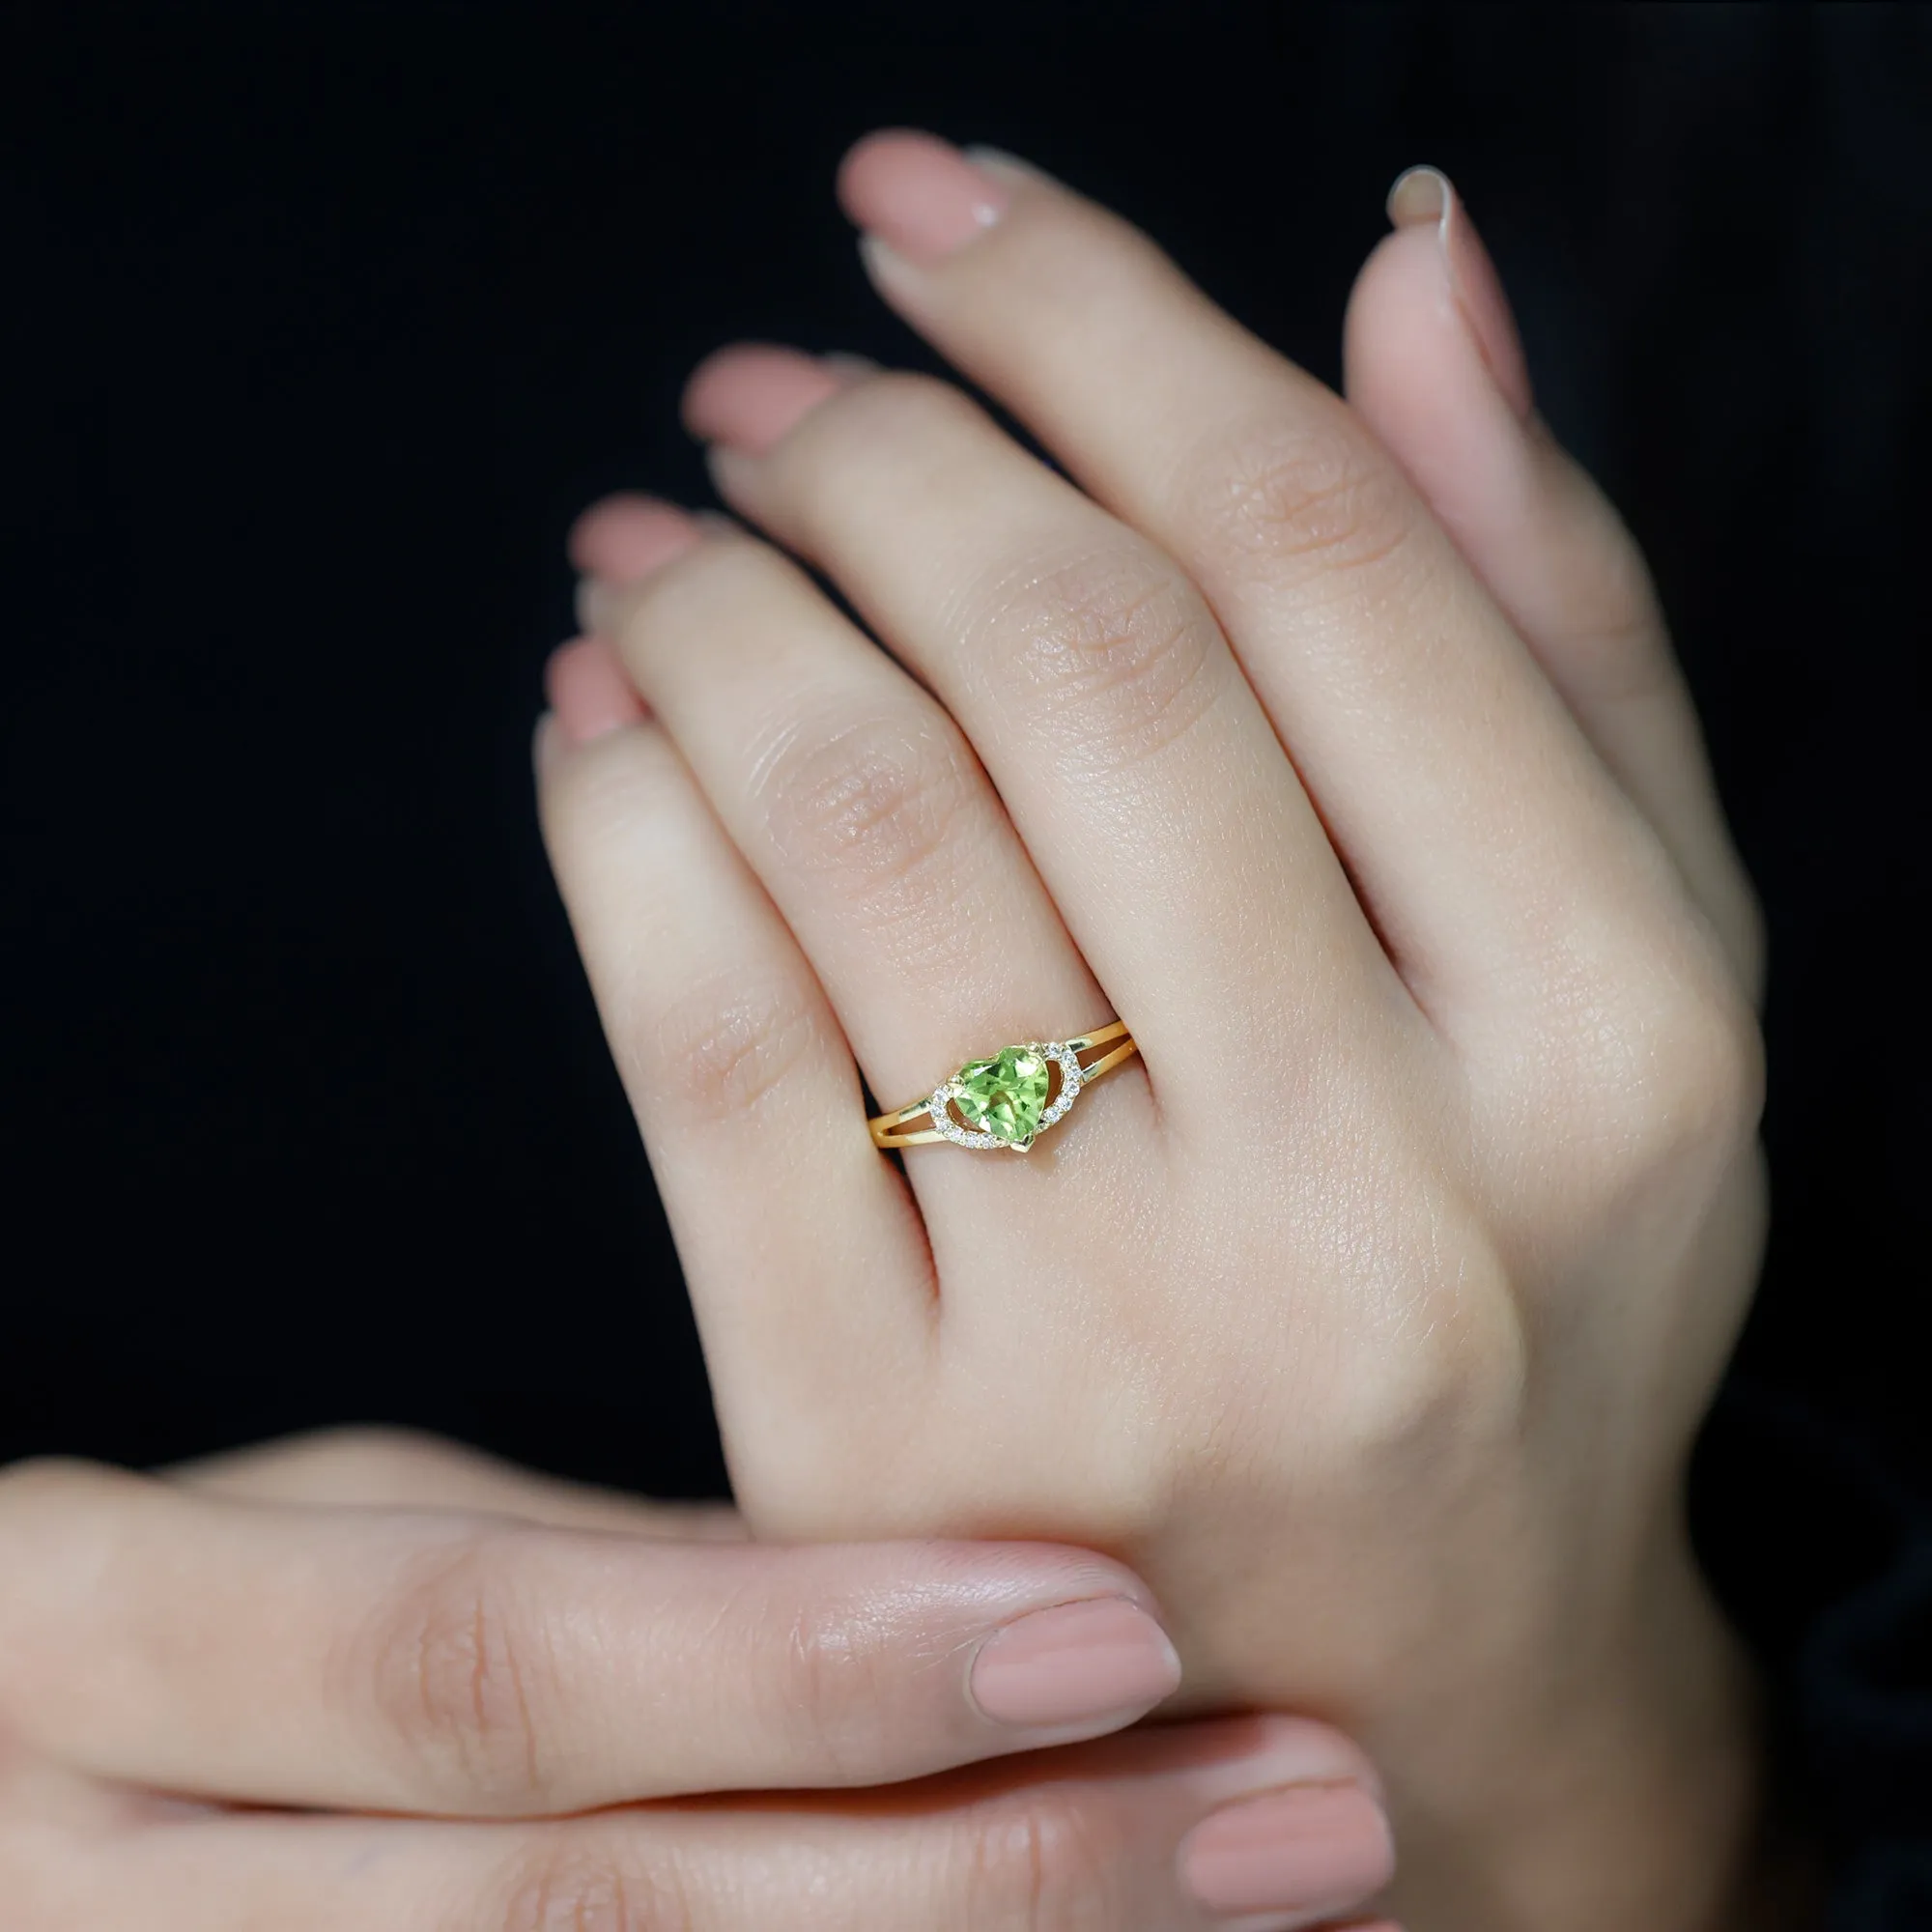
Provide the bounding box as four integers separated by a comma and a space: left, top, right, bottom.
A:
868, 1021, 1137, 1151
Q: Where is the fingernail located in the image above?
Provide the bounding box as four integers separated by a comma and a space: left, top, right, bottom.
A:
1384, 162, 1449, 230
838, 128, 1010, 267
566, 495, 702, 582
543, 634, 647, 748
1180, 1782, 1395, 1919
682, 343, 846, 456
1386, 164, 1533, 421
969, 1598, 1181, 1731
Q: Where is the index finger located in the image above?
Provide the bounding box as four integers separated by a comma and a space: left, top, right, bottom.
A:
0, 1458, 1181, 1816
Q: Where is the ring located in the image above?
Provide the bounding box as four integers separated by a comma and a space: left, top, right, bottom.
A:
868, 1021, 1139, 1152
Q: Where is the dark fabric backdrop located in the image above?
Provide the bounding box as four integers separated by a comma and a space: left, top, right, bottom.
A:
5, 2, 1929, 1911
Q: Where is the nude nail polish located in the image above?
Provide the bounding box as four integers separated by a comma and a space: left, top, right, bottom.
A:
1387, 163, 1534, 420
566, 494, 703, 582
1180, 1781, 1395, 1918
543, 634, 647, 747
968, 1597, 1181, 1730
838, 128, 1010, 266
681, 344, 845, 455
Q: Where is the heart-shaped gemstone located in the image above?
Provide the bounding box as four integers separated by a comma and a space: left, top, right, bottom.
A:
952, 1044, 1051, 1145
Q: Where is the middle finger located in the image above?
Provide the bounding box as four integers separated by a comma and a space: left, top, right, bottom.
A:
686, 350, 1408, 1121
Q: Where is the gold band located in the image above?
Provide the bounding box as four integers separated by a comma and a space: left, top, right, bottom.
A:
868, 1021, 1138, 1152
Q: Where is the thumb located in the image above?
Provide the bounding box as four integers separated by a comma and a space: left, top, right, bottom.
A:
1344, 168, 1760, 994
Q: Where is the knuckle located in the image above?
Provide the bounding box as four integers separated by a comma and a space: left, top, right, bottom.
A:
1347, 1230, 1530, 1461
953, 1791, 1125, 1932
1190, 413, 1416, 591
490, 1833, 684, 1932
1548, 558, 1671, 704
977, 546, 1222, 773
753, 707, 980, 906
1528, 959, 1765, 1207
355, 1531, 557, 1812
1176, 1184, 1530, 1479
1638, 982, 1766, 1155
750, 1588, 898, 1785
1535, 474, 1675, 701
645, 969, 826, 1127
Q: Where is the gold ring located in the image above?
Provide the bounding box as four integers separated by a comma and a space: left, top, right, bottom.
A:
868, 1021, 1138, 1152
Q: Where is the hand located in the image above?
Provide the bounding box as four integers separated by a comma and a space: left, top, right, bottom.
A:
544, 136, 1769, 1928
0, 1428, 1395, 1929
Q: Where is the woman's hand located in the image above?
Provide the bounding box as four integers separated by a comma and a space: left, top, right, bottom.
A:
0, 1428, 1396, 1929
545, 134, 1769, 1929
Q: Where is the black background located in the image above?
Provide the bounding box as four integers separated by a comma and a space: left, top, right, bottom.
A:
5, 0, 1928, 1741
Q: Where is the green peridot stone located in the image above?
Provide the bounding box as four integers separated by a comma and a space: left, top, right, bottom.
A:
952, 1044, 1051, 1145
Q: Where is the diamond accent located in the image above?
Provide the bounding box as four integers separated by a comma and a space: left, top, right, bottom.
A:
1038, 1042, 1084, 1128
925, 1084, 1002, 1151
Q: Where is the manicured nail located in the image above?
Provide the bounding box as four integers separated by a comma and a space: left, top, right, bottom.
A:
1384, 162, 1450, 230
838, 128, 1010, 266
567, 495, 702, 582
683, 343, 845, 456
1386, 164, 1533, 420
543, 635, 647, 748
969, 1597, 1180, 1731
1180, 1781, 1395, 1918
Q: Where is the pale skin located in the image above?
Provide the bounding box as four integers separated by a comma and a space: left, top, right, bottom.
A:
0, 133, 1776, 1931
0, 1429, 1394, 1928
546, 135, 1775, 1928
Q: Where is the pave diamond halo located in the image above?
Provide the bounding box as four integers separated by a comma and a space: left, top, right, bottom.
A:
869, 1022, 1133, 1154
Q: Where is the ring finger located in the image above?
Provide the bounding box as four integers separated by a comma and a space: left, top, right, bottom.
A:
575, 496, 1117, 1144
